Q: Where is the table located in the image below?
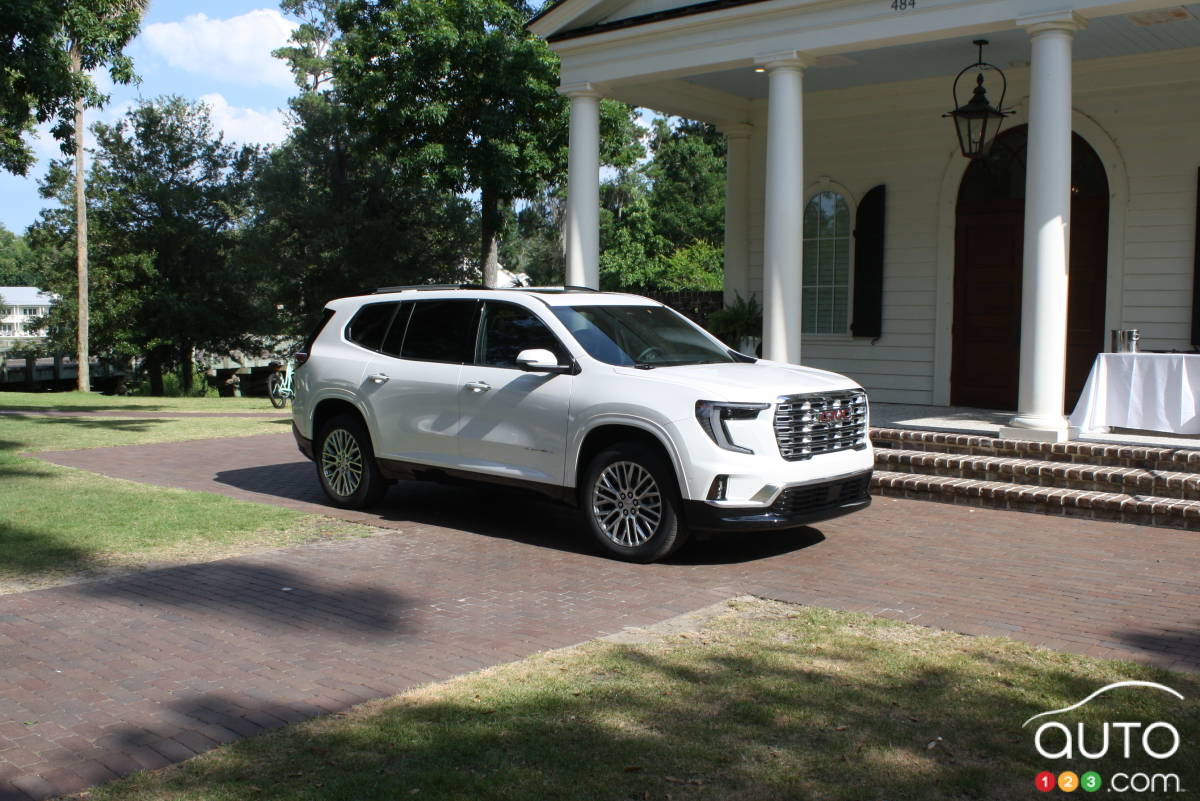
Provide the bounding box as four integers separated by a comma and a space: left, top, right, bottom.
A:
1068, 353, 1200, 434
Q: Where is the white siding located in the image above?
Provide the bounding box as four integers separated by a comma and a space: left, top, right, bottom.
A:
739, 47, 1199, 404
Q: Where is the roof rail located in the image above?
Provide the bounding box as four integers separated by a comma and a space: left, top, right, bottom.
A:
563, 285, 599, 292
373, 283, 488, 294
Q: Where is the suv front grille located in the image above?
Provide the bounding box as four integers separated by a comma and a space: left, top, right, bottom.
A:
774, 390, 868, 461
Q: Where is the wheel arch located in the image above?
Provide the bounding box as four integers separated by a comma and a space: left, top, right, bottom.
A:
312, 396, 370, 443
573, 420, 686, 501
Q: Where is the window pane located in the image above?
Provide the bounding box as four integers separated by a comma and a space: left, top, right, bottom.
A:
379, 303, 413, 357
402, 300, 479, 363
801, 190, 852, 335
481, 303, 566, 367
345, 303, 398, 351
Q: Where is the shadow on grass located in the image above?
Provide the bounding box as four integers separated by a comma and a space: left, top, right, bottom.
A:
0, 520, 95, 574
72, 560, 412, 637
79, 616, 1200, 801
213, 462, 823, 564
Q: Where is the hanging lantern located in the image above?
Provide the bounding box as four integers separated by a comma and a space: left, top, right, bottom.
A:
944, 39, 1011, 159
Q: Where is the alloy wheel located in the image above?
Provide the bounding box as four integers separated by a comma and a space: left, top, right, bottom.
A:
321, 429, 363, 498
591, 460, 663, 547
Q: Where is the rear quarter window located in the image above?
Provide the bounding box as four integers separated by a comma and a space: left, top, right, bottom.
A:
345, 303, 399, 352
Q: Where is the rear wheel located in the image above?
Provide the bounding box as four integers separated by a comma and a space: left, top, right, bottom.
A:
315, 414, 386, 508
581, 442, 688, 563
267, 373, 287, 408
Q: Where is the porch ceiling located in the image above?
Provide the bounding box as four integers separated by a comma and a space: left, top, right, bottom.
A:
681, 4, 1200, 97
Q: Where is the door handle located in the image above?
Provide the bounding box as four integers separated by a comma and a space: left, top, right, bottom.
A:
465, 380, 491, 393
367, 373, 390, 384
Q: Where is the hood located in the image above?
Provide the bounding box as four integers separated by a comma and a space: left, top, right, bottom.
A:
611, 359, 862, 401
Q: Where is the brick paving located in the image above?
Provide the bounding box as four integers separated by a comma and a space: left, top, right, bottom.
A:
0, 433, 1194, 799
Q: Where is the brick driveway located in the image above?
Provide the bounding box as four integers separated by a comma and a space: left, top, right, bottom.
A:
1, 432, 1196, 799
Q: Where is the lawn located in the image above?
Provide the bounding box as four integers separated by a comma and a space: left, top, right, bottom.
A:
0, 390, 276, 413
83, 598, 1200, 801
0, 400, 368, 592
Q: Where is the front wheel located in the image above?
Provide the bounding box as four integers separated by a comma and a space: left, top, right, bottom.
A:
267, 373, 287, 408
315, 415, 387, 508
581, 443, 688, 563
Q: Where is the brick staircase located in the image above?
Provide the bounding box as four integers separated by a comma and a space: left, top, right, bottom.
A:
870, 427, 1200, 531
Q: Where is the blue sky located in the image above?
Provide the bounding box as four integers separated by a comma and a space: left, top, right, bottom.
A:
1, 1, 300, 235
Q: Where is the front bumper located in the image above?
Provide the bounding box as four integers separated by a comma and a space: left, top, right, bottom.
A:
293, 422, 315, 461
683, 470, 872, 532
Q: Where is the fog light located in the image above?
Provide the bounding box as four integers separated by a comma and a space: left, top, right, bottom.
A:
707, 475, 728, 501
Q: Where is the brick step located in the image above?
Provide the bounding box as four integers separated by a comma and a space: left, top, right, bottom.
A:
870, 427, 1200, 474
870, 470, 1200, 531
876, 448, 1200, 501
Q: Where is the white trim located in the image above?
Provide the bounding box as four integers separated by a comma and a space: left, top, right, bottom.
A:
932, 108, 1129, 407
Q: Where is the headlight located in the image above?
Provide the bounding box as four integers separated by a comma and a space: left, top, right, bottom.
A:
695, 401, 770, 454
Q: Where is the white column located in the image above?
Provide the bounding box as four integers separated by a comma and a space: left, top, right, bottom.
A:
759, 54, 812, 364
561, 85, 601, 289
1002, 14, 1084, 442
720, 124, 753, 306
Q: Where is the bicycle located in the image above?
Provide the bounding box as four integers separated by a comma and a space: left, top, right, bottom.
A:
267, 359, 295, 409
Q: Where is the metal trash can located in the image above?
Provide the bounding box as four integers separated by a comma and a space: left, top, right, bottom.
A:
1110, 329, 1140, 353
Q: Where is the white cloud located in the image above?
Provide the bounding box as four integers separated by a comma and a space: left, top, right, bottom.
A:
200, 93, 288, 147
142, 10, 297, 89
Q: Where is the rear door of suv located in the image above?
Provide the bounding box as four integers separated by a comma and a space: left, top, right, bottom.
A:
359, 297, 479, 468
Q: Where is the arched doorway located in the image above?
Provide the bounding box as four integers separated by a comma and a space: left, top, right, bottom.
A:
951, 125, 1109, 411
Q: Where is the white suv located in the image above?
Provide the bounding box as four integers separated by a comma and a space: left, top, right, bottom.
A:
291, 285, 873, 562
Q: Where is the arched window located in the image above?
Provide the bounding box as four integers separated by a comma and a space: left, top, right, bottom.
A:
802, 190, 851, 335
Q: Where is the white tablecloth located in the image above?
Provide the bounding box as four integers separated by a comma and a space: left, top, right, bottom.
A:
1068, 353, 1200, 434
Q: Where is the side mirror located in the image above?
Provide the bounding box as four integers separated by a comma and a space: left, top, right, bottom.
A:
516, 348, 571, 374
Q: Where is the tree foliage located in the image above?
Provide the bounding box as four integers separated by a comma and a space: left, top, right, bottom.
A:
333, 0, 566, 285
0, 224, 36, 286
29, 97, 260, 393
0, 0, 145, 175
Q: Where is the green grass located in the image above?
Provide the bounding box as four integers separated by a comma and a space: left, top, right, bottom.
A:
84, 598, 1200, 801
0, 390, 278, 413
0, 406, 367, 592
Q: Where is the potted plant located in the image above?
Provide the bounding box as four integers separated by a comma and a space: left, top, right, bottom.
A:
706, 292, 763, 355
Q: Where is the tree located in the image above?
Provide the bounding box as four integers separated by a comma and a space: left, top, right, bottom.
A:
1, 1, 148, 391
0, 1, 143, 176
243, 0, 477, 336
333, 0, 566, 287
644, 117, 725, 247
30, 97, 260, 394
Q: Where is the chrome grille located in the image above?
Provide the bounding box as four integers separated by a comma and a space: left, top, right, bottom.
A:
774, 390, 868, 461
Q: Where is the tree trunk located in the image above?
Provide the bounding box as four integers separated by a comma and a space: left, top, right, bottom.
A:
71, 46, 90, 394
146, 349, 165, 396
480, 183, 501, 288
180, 343, 194, 394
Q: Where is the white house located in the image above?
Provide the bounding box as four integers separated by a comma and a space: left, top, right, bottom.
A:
529, 0, 1200, 441
0, 287, 54, 351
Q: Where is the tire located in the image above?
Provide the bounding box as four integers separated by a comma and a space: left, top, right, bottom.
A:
315, 414, 387, 509
581, 442, 689, 563
267, 373, 287, 408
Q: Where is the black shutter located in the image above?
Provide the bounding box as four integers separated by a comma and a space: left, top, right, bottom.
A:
851, 184, 886, 339
1192, 167, 1200, 349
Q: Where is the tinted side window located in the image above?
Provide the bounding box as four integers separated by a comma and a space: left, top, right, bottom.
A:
401, 299, 479, 363
379, 302, 413, 357
345, 303, 398, 351
480, 302, 567, 368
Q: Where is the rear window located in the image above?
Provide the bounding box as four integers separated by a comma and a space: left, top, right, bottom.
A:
345, 303, 399, 351
401, 299, 479, 363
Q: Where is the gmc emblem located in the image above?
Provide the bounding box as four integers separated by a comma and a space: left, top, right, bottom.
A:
817, 408, 851, 424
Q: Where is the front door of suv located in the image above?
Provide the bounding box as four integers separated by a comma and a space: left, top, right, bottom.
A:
361, 298, 479, 468
456, 301, 574, 485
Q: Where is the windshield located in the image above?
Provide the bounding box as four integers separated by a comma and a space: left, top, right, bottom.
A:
553, 305, 737, 367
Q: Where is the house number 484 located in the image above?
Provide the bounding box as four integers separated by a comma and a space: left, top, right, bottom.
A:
890, 0, 915, 9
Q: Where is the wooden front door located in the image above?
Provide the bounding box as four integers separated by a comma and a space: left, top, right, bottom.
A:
951, 126, 1109, 412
